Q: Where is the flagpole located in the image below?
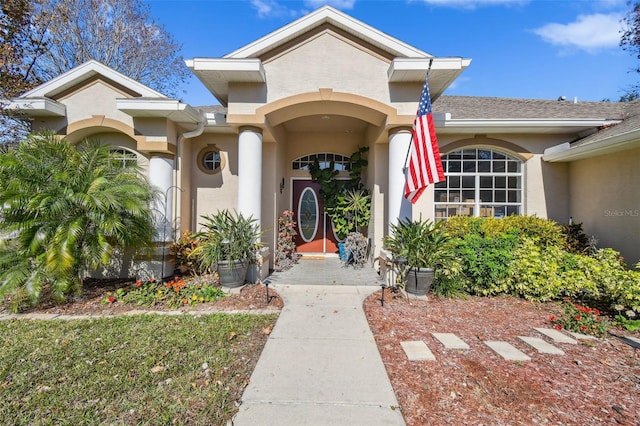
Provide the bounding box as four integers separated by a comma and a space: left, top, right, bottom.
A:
402, 58, 433, 173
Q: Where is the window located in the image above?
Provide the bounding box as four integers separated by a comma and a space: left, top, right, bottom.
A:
292, 153, 351, 171
203, 151, 222, 171
197, 146, 224, 174
434, 148, 523, 220
110, 148, 137, 168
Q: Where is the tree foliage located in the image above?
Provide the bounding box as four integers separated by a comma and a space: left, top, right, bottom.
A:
0, 131, 157, 309
30, 0, 189, 97
0, 0, 51, 144
620, 1, 640, 100
1, 0, 189, 145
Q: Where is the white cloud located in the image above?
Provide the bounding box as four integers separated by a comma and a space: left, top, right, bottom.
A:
251, 0, 355, 19
532, 13, 625, 52
415, 0, 528, 9
304, 0, 356, 9
250, 0, 298, 18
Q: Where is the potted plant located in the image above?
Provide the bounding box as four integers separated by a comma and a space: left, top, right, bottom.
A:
383, 218, 455, 296
191, 210, 261, 288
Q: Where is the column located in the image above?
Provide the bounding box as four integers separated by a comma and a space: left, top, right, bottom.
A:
238, 126, 263, 226
149, 155, 175, 241
388, 128, 412, 232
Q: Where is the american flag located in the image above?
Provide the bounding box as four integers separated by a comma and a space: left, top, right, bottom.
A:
404, 73, 445, 204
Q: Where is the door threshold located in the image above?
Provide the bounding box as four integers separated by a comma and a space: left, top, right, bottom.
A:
299, 253, 339, 260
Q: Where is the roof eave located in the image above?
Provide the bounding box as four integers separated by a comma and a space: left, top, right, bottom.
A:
437, 118, 618, 135
388, 57, 472, 100
6, 97, 66, 116
185, 58, 266, 107
117, 98, 204, 124
543, 129, 640, 162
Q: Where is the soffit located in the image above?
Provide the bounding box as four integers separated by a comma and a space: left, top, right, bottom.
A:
117, 98, 204, 124
185, 58, 265, 107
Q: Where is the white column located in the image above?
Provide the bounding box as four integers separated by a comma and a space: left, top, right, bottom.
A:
238, 127, 263, 226
388, 128, 412, 232
149, 155, 175, 241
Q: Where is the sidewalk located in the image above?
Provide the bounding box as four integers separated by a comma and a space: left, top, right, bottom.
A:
233, 283, 405, 425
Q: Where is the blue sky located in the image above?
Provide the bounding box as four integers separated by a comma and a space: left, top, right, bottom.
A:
145, 0, 638, 106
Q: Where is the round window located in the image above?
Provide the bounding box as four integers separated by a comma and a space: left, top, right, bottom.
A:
203, 151, 221, 171
197, 146, 224, 174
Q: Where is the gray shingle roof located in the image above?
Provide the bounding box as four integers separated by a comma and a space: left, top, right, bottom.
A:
571, 100, 640, 147
432, 96, 627, 120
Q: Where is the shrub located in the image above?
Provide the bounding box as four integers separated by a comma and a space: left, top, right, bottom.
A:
455, 232, 518, 296
0, 132, 156, 310
169, 231, 203, 275
508, 238, 600, 302
591, 249, 640, 312
560, 222, 591, 254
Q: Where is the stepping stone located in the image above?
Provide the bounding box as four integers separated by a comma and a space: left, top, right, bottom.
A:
400, 341, 436, 361
432, 333, 470, 350
534, 327, 578, 344
518, 336, 565, 355
484, 341, 531, 361
565, 331, 597, 340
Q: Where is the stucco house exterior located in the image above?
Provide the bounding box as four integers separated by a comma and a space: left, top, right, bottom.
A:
9, 6, 640, 277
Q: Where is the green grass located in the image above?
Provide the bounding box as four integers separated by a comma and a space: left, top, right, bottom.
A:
0, 313, 277, 425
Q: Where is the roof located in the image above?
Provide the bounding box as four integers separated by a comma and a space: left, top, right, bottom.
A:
433, 96, 627, 120
542, 100, 640, 161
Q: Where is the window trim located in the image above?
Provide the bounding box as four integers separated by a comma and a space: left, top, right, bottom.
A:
434, 147, 524, 220
197, 145, 225, 175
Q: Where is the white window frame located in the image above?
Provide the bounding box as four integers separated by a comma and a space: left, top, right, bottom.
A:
434, 148, 523, 220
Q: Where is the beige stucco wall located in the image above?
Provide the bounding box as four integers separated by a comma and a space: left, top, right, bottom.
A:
568, 148, 640, 265
189, 134, 239, 231
260, 32, 391, 108
59, 80, 135, 128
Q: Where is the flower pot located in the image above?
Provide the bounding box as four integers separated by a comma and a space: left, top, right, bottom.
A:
217, 259, 249, 288
338, 242, 346, 261
405, 267, 434, 296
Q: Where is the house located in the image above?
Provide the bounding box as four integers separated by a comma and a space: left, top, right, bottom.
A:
9, 6, 640, 278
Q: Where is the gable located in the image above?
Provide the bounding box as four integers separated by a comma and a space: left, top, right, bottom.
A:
260, 31, 392, 104
20, 60, 167, 100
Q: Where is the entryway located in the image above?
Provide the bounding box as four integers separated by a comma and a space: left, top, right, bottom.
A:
292, 180, 340, 254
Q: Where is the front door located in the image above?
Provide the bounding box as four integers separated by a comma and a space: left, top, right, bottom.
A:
292, 180, 339, 253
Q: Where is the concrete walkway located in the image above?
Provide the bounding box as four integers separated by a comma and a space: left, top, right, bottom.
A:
233, 258, 405, 425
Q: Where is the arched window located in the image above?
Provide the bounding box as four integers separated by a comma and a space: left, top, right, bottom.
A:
292, 153, 351, 171
434, 148, 523, 219
109, 148, 137, 168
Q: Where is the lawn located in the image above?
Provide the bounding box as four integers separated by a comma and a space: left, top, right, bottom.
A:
0, 313, 277, 425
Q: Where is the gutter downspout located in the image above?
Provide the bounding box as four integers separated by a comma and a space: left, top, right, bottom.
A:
174, 120, 205, 239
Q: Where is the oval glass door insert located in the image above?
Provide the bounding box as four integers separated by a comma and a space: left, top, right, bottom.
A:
298, 188, 319, 242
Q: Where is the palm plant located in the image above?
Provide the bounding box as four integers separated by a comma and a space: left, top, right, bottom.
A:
0, 131, 157, 308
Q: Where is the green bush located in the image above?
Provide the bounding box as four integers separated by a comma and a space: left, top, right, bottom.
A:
508, 238, 600, 302
446, 216, 640, 313
590, 249, 640, 312
455, 232, 519, 296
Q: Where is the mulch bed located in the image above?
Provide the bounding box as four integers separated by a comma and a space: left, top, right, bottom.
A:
364, 291, 640, 426
1, 274, 283, 316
